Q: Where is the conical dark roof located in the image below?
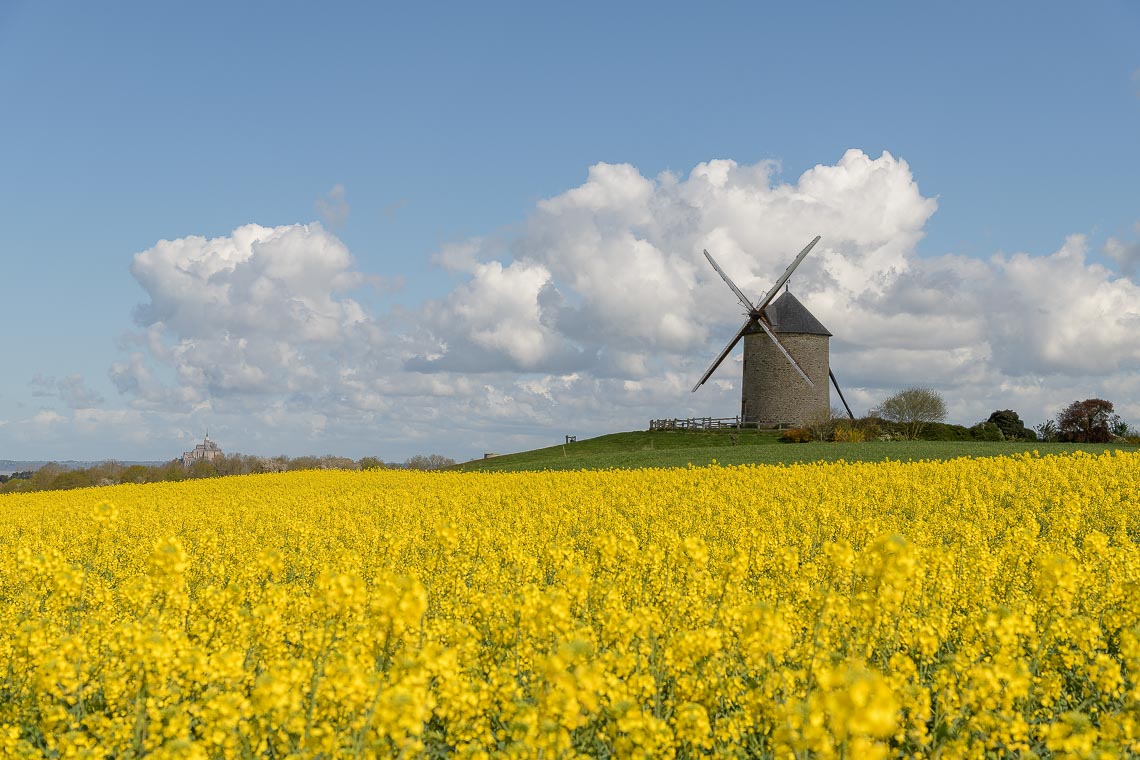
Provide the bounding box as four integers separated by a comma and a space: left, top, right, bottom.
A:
761, 291, 831, 336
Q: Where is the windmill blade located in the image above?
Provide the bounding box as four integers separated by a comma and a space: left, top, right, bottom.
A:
755, 319, 815, 387
702, 249, 755, 312
830, 369, 854, 419
756, 235, 821, 312
691, 318, 753, 392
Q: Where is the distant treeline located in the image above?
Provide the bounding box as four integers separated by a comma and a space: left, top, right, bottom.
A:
0, 471, 35, 485
0, 453, 456, 495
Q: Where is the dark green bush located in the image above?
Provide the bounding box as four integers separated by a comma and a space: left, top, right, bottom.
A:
986, 410, 1037, 441
969, 422, 1005, 441
851, 417, 883, 440
915, 422, 975, 441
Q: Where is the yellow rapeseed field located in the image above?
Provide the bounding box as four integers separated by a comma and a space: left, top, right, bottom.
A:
2, 451, 1139, 758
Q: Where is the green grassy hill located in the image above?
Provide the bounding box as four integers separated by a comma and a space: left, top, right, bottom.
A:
454, 430, 1138, 472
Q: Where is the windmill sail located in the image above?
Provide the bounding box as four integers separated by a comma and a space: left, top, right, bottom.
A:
693, 237, 823, 392
829, 370, 855, 419
755, 236, 820, 313
691, 318, 753, 392
702, 250, 755, 312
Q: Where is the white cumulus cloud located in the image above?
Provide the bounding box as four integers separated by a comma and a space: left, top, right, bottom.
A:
1106, 222, 1140, 278
101, 152, 1140, 460
412, 149, 939, 378
121, 223, 386, 403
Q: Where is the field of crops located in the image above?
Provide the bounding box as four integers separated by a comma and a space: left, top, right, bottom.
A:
2, 452, 1139, 758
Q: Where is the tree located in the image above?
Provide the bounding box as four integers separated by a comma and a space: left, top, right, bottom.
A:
986, 409, 1037, 441
121, 464, 154, 483
358, 457, 385, 471
876, 388, 948, 441
320, 456, 358, 470
30, 463, 66, 491
210, 454, 240, 477
1056, 398, 1119, 443
1035, 420, 1059, 443
49, 470, 91, 491
286, 456, 321, 471
969, 422, 1004, 441
187, 460, 217, 479
404, 454, 457, 471
159, 461, 187, 482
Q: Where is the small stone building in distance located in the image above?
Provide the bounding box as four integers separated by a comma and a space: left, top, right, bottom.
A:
741, 291, 831, 427
182, 433, 223, 469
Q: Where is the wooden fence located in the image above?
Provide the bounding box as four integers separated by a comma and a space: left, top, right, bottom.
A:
649, 416, 758, 431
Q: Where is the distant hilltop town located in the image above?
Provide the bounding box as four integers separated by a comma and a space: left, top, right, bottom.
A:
182, 433, 223, 469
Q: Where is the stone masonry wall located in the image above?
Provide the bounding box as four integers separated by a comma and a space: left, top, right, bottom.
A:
741, 333, 830, 426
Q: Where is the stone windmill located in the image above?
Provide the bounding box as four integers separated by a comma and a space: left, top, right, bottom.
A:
691, 236, 854, 426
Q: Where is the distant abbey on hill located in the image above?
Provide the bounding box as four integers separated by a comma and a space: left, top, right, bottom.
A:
182, 433, 223, 469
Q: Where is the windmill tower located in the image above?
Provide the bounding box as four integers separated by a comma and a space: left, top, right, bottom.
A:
692, 236, 854, 426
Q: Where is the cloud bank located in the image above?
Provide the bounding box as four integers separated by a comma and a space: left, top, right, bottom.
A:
20, 150, 1138, 459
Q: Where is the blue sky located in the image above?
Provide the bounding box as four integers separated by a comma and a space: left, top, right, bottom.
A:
1, 1, 1138, 462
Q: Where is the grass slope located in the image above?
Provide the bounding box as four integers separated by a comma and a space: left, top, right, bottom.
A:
455, 430, 1139, 472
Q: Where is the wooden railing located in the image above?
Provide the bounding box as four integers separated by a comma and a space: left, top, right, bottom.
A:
649, 416, 760, 431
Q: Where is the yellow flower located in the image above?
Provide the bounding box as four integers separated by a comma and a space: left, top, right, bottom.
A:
0, 451, 1137, 755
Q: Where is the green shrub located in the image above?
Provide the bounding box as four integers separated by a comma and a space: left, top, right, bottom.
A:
969, 422, 1005, 441
851, 418, 883, 440
780, 428, 813, 443
914, 422, 974, 441
833, 426, 866, 443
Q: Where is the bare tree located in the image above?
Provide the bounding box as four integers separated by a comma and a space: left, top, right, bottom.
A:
1035, 420, 1059, 442
319, 455, 358, 470
404, 454, 456, 471
877, 387, 948, 440
285, 456, 321, 471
